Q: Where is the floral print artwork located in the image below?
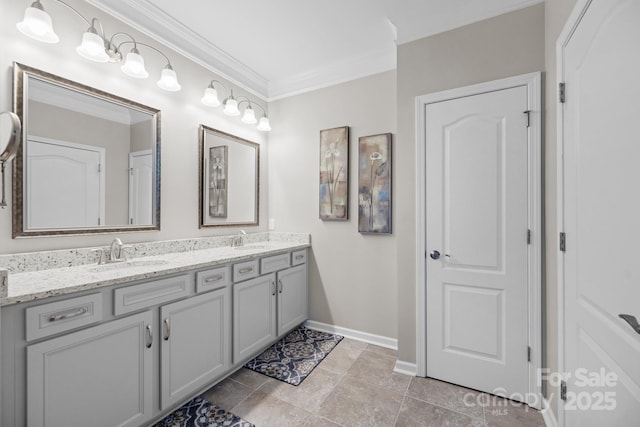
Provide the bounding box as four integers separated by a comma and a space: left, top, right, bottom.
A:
358, 133, 391, 233
208, 146, 227, 218
319, 126, 349, 220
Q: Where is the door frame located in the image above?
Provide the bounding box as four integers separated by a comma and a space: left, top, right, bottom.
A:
555, 1, 596, 425
414, 72, 542, 408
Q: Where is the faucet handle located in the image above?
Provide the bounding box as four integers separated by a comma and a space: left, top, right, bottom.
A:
92, 248, 107, 265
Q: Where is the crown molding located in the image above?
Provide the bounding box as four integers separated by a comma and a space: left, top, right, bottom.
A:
30, 79, 146, 125
86, 0, 269, 100
268, 44, 397, 101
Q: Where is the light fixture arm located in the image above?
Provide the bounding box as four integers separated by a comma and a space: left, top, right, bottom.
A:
206, 79, 229, 96
238, 98, 267, 116
113, 36, 173, 67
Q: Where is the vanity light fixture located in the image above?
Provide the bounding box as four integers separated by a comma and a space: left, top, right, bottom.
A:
202, 81, 271, 131
17, 1, 181, 92
76, 18, 109, 62
16, 1, 59, 43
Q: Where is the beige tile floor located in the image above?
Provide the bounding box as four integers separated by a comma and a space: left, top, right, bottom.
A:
201, 338, 546, 427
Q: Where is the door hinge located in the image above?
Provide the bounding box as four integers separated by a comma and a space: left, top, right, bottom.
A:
560, 380, 567, 401
129, 167, 134, 176
559, 82, 566, 103
97, 217, 101, 226
130, 218, 133, 225
98, 163, 102, 173
560, 232, 566, 252
527, 346, 531, 362
527, 229, 531, 245
523, 110, 531, 127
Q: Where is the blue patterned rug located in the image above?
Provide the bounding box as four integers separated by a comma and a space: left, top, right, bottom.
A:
244, 326, 343, 386
153, 396, 253, 427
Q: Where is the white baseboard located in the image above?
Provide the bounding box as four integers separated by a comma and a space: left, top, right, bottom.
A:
393, 360, 417, 376
303, 320, 397, 350
541, 397, 558, 427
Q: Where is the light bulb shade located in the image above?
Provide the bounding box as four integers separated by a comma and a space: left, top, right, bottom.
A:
257, 116, 272, 132
120, 50, 149, 78
201, 87, 220, 107
76, 31, 109, 62
157, 67, 181, 91
17, 6, 59, 43
241, 106, 257, 124
223, 98, 240, 116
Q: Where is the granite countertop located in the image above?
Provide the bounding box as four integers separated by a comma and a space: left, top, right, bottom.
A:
0, 233, 310, 306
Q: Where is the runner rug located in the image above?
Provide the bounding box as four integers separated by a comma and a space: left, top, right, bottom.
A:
244, 325, 343, 386
153, 396, 254, 427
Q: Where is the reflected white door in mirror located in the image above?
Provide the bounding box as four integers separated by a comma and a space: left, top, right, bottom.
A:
13, 63, 161, 237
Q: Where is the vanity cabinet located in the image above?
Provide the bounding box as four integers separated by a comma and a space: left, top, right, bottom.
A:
277, 264, 308, 336
233, 252, 309, 363
1, 246, 308, 427
233, 274, 278, 362
160, 288, 231, 409
26, 311, 153, 427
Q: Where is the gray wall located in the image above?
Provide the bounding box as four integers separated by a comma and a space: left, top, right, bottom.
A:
395, 3, 545, 363
268, 71, 398, 340
0, 0, 267, 254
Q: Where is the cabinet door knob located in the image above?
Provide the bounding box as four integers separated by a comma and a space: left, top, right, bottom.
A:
278, 280, 283, 294
271, 281, 276, 296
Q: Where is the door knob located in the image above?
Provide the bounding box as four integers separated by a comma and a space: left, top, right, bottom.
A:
430, 250, 440, 260
619, 314, 640, 335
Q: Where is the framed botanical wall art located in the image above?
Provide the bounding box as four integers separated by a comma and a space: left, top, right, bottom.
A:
208, 145, 228, 217
319, 126, 349, 220
358, 133, 391, 234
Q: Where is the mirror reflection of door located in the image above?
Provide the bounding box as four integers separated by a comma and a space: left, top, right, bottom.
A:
26, 136, 105, 229
128, 149, 153, 225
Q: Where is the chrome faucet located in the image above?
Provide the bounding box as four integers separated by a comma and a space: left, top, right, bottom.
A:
109, 238, 125, 263
232, 230, 246, 247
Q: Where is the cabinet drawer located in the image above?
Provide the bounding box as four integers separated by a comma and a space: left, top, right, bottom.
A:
291, 250, 307, 266
233, 260, 259, 282
260, 253, 291, 274
26, 293, 103, 342
114, 274, 191, 316
196, 265, 231, 293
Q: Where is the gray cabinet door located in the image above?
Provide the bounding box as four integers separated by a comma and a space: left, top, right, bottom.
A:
233, 273, 276, 363
277, 264, 308, 336
27, 311, 153, 427
160, 289, 231, 409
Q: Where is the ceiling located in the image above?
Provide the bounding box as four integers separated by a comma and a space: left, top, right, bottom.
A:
87, 0, 542, 100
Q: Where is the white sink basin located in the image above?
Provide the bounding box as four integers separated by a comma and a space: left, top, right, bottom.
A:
87, 259, 169, 272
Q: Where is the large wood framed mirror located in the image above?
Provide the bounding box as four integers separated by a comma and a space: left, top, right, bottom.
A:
199, 125, 259, 228
12, 63, 161, 237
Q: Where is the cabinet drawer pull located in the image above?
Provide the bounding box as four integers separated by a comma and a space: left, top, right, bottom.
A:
271, 281, 276, 296
146, 324, 153, 348
278, 279, 283, 294
163, 318, 171, 341
239, 267, 253, 274
204, 274, 223, 283
295, 255, 304, 260
48, 307, 88, 322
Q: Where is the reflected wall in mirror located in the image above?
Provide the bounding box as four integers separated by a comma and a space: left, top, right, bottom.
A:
13, 63, 161, 237
199, 125, 258, 228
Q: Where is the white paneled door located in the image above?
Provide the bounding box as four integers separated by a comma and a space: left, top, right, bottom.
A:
129, 149, 153, 225
425, 82, 534, 402
559, 0, 640, 425
26, 136, 104, 229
